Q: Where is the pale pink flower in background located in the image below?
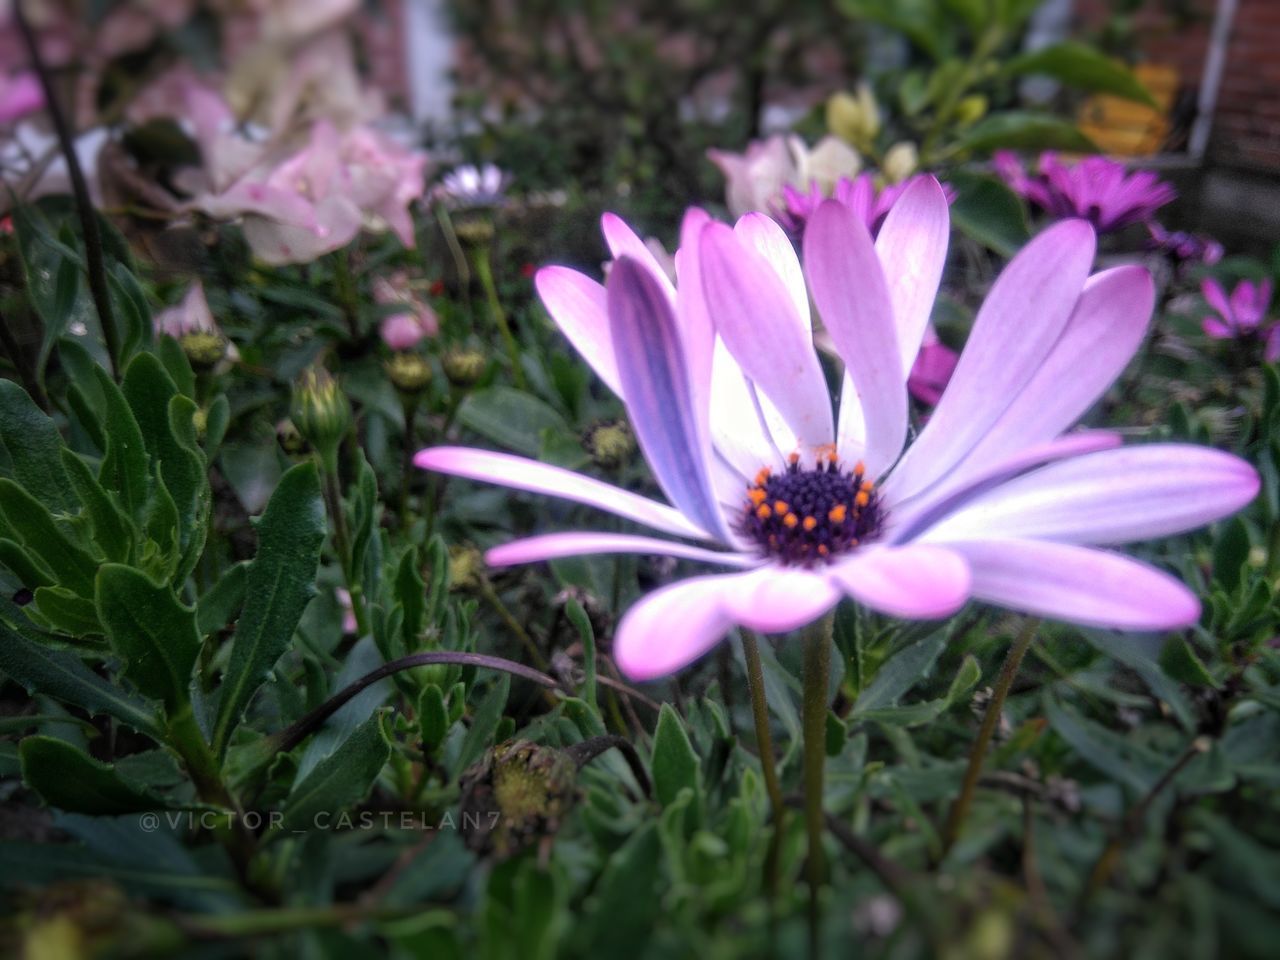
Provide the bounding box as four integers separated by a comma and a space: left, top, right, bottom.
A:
153, 280, 240, 365
418, 182, 1258, 680
376, 273, 439, 351
1201, 277, 1278, 361
0, 71, 42, 125
708, 134, 860, 219
994, 150, 1175, 233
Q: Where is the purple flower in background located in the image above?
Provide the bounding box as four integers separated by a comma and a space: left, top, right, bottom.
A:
375, 272, 439, 351
0, 71, 43, 125
783, 172, 956, 237
1147, 222, 1223, 268
1202, 277, 1278, 361
994, 151, 1175, 233
907, 327, 958, 407
435, 163, 510, 208
416, 181, 1257, 681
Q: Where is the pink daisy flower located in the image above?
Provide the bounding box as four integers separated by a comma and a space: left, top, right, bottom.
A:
1202, 277, 1278, 361
994, 151, 1175, 233
416, 178, 1257, 681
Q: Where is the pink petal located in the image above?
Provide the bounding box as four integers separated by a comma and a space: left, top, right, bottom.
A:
700, 223, 834, 451
920, 444, 1259, 545
675, 208, 721, 489
733, 212, 810, 331
945, 539, 1200, 631
887, 219, 1096, 500
1201, 278, 1232, 323
486, 532, 760, 568
601, 212, 676, 300
535, 266, 621, 395
804, 199, 905, 475
413, 446, 711, 540
1201, 316, 1234, 340
874, 175, 952, 374
719, 566, 843, 634
613, 574, 738, 680
608, 258, 728, 539
826, 544, 970, 618
948, 265, 1153, 478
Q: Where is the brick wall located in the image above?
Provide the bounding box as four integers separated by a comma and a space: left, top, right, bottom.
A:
1077, 0, 1280, 171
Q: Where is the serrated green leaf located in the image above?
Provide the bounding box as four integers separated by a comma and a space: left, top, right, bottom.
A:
96, 564, 200, 710
61, 449, 133, 563
1004, 42, 1157, 106
30, 586, 104, 637
454, 674, 511, 776
0, 479, 98, 596
0, 379, 77, 515
280, 713, 389, 831
854, 630, 947, 711
652, 703, 700, 808
212, 462, 325, 754
20, 736, 168, 814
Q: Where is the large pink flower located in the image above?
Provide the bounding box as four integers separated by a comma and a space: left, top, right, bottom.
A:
994, 151, 1175, 233
416, 179, 1258, 681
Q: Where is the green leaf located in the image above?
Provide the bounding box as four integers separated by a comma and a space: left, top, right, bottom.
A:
1213, 517, 1250, 593
96, 564, 200, 709
0, 479, 99, 596
395, 548, 426, 649
457, 386, 573, 458
212, 462, 325, 754
60, 449, 133, 563
280, 713, 389, 831
31, 586, 103, 637
0, 614, 160, 735
651, 703, 700, 808
454, 674, 511, 776
950, 111, 1095, 155
566, 599, 597, 711
19, 736, 168, 814
196, 560, 247, 637
1160, 635, 1217, 688
418, 683, 450, 749
95, 366, 150, 519
948, 172, 1032, 257
854, 629, 947, 711
1004, 42, 1157, 106
0, 379, 77, 515
574, 822, 662, 956
13, 203, 95, 383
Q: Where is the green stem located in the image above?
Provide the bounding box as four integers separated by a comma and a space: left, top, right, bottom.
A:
478, 575, 550, 673
321, 461, 371, 638
801, 613, 834, 959
399, 394, 418, 530
471, 244, 526, 390
741, 629, 785, 902
940, 617, 1039, 857
331, 249, 361, 341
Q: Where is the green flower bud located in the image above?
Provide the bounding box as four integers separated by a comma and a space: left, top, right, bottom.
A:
291, 367, 351, 472
454, 216, 496, 247
955, 94, 988, 128
583, 420, 635, 469
178, 331, 229, 372
458, 739, 578, 858
442, 347, 487, 388
827, 84, 880, 151
191, 407, 208, 440
882, 141, 920, 184
448, 543, 485, 593
276, 418, 306, 455
385, 352, 433, 394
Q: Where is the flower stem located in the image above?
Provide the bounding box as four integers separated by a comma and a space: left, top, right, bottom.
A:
941, 617, 1039, 857
398, 394, 417, 530
320, 461, 370, 639
471, 244, 527, 390
801, 613, 834, 958
741, 628, 785, 901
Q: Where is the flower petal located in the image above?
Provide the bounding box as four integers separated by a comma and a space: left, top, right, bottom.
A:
602, 212, 676, 298
949, 266, 1153, 477
918, 445, 1259, 545
700, 223, 834, 450
613, 574, 738, 680
718, 566, 843, 634
887, 220, 1097, 499
534, 266, 621, 395
486, 532, 760, 568
874, 175, 951, 373
734, 212, 810, 331
826, 544, 970, 618
944, 539, 1200, 631
608, 258, 728, 539
804, 199, 905, 475
414, 446, 711, 540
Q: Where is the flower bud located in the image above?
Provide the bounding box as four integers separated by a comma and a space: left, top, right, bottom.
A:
454, 216, 495, 247
385, 352, 433, 394
291, 367, 350, 471
955, 94, 988, 128
882, 142, 920, 183
178, 331, 229, 372
827, 84, 880, 151
583, 420, 635, 469
458, 739, 578, 858
448, 543, 485, 593
442, 347, 487, 388
276, 418, 306, 455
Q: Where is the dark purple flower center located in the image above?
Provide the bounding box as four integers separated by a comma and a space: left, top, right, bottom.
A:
737, 451, 884, 566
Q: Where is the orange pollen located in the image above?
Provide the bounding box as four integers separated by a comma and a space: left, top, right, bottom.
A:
755, 468, 771, 486
773, 500, 789, 515
818, 544, 829, 556
788, 451, 801, 465
860, 479, 875, 493
802, 516, 818, 531
783, 513, 799, 529
853, 460, 866, 476
747, 488, 767, 505
757, 504, 772, 520
855, 491, 870, 507
828, 504, 848, 524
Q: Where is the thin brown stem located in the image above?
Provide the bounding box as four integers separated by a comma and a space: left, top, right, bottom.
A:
801, 614, 834, 958
941, 617, 1039, 857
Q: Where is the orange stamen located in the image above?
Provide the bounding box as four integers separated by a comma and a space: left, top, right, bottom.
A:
757, 504, 772, 519
828, 504, 847, 524
783, 513, 799, 529
802, 516, 817, 531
